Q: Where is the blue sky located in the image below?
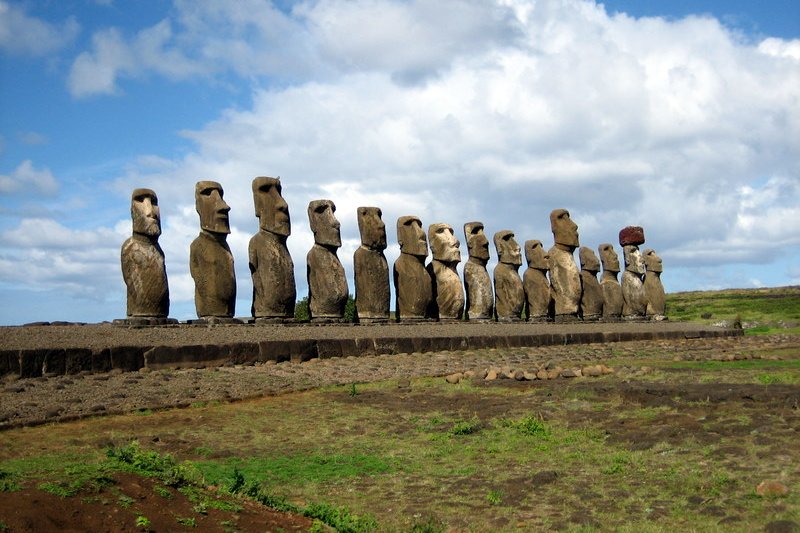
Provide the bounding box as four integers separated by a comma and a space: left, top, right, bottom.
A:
1, 0, 798, 325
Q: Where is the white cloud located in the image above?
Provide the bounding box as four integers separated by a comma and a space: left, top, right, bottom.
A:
0, 160, 59, 195
17, 131, 47, 145
4, 0, 800, 323
0, 1, 79, 56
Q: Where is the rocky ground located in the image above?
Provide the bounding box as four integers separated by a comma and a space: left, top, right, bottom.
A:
0, 333, 789, 430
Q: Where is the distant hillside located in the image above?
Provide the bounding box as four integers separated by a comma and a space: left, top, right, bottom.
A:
666, 286, 800, 334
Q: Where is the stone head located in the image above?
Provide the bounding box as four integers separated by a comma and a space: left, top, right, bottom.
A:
195, 181, 230, 234
397, 216, 428, 257
252, 176, 290, 236
579, 246, 601, 273
643, 248, 663, 273
308, 199, 341, 248
623, 245, 645, 275
131, 188, 161, 237
463, 221, 490, 262
494, 230, 522, 267
357, 206, 386, 251
428, 223, 461, 263
550, 208, 579, 250
598, 243, 620, 273
524, 240, 548, 270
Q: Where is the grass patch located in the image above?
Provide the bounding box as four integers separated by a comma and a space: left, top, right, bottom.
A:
666, 359, 800, 371
195, 453, 394, 488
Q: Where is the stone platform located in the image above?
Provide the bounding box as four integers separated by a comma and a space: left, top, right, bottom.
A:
0, 321, 741, 378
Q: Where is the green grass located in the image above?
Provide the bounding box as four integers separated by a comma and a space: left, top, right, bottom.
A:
666, 286, 800, 334
666, 359, 800, 371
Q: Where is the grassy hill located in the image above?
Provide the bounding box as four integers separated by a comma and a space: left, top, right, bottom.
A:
667, 285, 800, 335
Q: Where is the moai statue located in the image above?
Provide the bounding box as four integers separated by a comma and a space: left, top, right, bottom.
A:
643, 248, 667, 320
306, 200, 348, 321
547, 209, 582, 321
190, 181, 237, 321
427, 223, 465, 321
249, 177, 296, 322
523, 240, 551, 322
619, 226, 647, 320
354, 207, 390, 322
393, 216, 433, 321
579, 246, 603, 321
120, 188, 171, 324
463, 222, 493, 321
598, 243, 623, 320
493, 230, 524, 322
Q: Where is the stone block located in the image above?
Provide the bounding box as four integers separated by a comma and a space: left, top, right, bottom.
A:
64, 349, 93, 375
339, 339, 359, 358
354, 338, 377, 356
229, 342, 260, 365
92, 348, 112, 373
288, 339, 316, 362
317, 340, 342, 359
411, 336, 432, 354
144, 344, 230, 370
394, 337, 415, 355
374, 337, 399, 355
258, 340, 289, 362
111, 346, 146, 371
0, 350, 19, 376
19, 349, 46, 378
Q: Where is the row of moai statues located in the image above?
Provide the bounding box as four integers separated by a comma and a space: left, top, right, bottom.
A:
120, 178, 666, 324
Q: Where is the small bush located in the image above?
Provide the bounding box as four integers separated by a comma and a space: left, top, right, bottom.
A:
449, 417, 481, 436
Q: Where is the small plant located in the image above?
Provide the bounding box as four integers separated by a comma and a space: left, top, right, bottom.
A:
135, 515, 151, 530
486, 489, 502, 505
0, 471, 20, 493
0, 521, 9, 532
449, 417, 481, 436
176, 516, 197, 527
117, 494, 135, 508
349, 383, 359, 397
153, 485, 172, 498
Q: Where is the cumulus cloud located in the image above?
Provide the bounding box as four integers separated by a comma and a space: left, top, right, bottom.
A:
0, 160, 59, 195
5, 0, 800, 322
0, 1, 79, 56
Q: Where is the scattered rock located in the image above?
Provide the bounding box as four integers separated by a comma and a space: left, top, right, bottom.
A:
560, 369, 578, 378
523, 371, 537, 381
531, 470, 558, 486
756, 480, 789, 497
514, 370, 526, 381
485, 369, 498, 381
764, 520, 799, 533
536, 369, 549, 380
582, 365, 601, 377
445, 373, 462, 384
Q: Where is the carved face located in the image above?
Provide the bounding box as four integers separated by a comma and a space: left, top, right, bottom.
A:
253, 176, 290, 236
357, 206, 386, 250
428, 223, 461, 263
308, 199, 341, 247
623, 245, 645, 275
643, 248, 663, 273
494, 230, 522, 267
397, 216, 428, 257
579, 246, 601, 273
598, 243, 620, 273
550, 208, 579, 249
524, 240, 547, 270
131, 188, 161, 237
195, 181, 230, 234
464, 221, 490, 261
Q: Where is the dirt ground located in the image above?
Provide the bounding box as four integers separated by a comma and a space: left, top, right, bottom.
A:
1, 333, 798, 532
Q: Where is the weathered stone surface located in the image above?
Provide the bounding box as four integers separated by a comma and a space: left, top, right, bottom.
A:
446, 373, 462, 384
598, 243, 623, 319
354, 207, 390, 322
121, 188, 169, 318
249, 177, 295, 319
427, 223, 465, 320
109, 346, 145, 372
548, 209, 581, 319
622, 244, 647, 319
190, 181, 235, 318
463, 221, 493, 320
523, 240, 551, 321
643, 248, 666, 319
394, 216, 432, 320
307, 200, 348, 320
579, 247, 603, 320
493, 230, 524, 321
619, 225, 645, 246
